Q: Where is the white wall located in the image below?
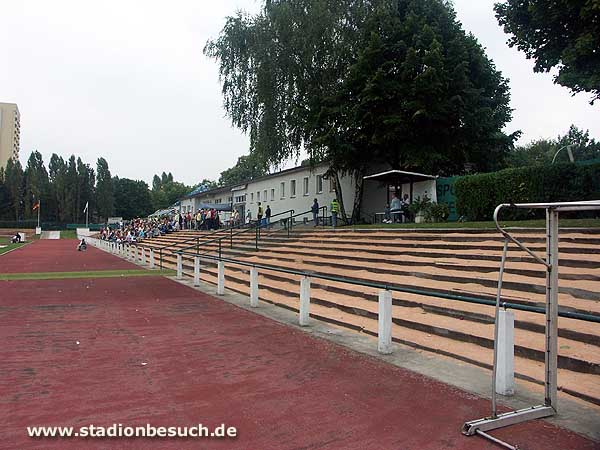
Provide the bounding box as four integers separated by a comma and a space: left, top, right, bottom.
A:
240, 165, 348, 223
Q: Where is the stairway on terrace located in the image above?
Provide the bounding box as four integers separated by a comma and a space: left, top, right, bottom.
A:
140, 226, 600, 408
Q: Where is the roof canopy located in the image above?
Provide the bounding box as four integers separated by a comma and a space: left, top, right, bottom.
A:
363, 170, 437, 185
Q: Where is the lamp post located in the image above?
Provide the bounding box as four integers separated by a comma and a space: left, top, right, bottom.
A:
551, 144, 576, 164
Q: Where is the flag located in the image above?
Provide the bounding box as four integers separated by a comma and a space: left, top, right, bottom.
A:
83, 201, 89, 213
32, 200, 40, 211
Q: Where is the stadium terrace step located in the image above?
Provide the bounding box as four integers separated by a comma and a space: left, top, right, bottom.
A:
133, 227, 600, 406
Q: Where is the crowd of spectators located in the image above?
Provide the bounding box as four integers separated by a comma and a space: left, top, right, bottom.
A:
98, 209, 236, 244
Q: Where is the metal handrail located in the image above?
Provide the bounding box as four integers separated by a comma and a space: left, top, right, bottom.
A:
156, 209, 295, 268
171, 250, 600, 323
493, 200, 600, 268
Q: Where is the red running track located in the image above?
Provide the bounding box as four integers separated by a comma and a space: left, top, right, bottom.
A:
0, 239, 138, 273
1, 275, 597, 450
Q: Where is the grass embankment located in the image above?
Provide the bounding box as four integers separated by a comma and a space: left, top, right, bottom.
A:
0, 269, 176, 281
0, 237, 28, 255
60, 230, 78, 239
352, 218, 600, 230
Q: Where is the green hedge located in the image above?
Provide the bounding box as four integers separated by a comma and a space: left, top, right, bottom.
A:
455, 163, 600, 221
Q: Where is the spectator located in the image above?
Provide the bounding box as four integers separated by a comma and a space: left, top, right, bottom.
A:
265, 205, 272, 228
11, 232, 21, 244
383, 203, 392, 223
390, 193, 402, 223
330, 198, 339, 228
401, 194, 411, 223
311, 199, 319, 226
257, 202, 263, 227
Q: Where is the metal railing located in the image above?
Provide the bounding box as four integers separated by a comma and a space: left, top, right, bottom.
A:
172, 251, 600, 324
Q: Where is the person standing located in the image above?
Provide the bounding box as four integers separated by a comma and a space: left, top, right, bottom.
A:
390, 193, 401, 223
265, 205, 272, 228
330, 198, 339, 228
311, 199, 319, 227
257, 202, 263, 227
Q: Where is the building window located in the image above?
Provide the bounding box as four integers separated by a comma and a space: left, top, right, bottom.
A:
290, 180, 296, 197
271, 189, 275, 201
235, 194, 246, 203
316, 175, 323, 194
280, 182, 285, 198
264, 190, 268, 202
303, 177, 309, 196
257, 191, 260, 202
330, 178, 336, 192
250, 193, 254, 203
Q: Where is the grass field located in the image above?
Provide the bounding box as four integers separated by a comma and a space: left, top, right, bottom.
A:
352, 218, 600, 229
0, 268, 176, 281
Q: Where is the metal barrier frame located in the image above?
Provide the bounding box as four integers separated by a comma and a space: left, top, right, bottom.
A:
462, 200, 600, 450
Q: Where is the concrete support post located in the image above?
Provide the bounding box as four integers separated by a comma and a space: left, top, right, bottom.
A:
149, 249, 155, 269
299, 276, 311, 326
250, 267, 259, 307
378, 289, 393, 354
496, 309, 515, 396
194, 256, 200, 286
141, 247, 146, 265
217, 261, 225, 295
176, 254, 183, 279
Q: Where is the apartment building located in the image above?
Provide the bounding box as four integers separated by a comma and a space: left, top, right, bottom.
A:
0, 102, 20, 170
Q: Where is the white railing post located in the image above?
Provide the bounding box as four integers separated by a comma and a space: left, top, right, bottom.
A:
299, 276, 311, 326
141, 247, 146, 265
194, 256, 200, 286
176, 254, 183, 279
149, 249, 155, 269
250, 267, 259, 307
496, 309, 515, 395
217, 261, 225, 295
378, 289, 393, 354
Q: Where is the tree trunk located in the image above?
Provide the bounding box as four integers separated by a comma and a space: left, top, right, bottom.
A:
333, 171, 348, 224
351, 167, 366, 224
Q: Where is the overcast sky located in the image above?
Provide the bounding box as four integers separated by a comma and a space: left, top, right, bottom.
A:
0, 0, 597, 186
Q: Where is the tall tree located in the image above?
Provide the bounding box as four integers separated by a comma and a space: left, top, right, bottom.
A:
23, 151, 50, 220
96, 157, 114, 221
151, 173, 192, 211
113, 177, 154, 219
76, 157, 95, 223
4, 159, 24, 220
49, 154, 68, 221
506, 125, 600, 167
219, 153, 269, 186
0, 168, 10, 219
206, 0, 514, 220
495, 0, 600, 102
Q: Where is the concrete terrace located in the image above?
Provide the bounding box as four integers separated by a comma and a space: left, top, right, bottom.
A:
1, 238, 599, 449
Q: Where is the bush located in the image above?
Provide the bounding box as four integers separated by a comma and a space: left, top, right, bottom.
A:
409, 195, 450, 223
455, 163, 600, 221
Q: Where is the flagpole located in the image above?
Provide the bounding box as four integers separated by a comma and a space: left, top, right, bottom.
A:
86, 205, 89, 229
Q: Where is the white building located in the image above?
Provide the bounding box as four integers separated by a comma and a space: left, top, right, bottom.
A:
179, 162, 437, 224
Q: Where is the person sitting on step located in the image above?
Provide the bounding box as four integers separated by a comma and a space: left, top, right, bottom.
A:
77, 238, 87, 251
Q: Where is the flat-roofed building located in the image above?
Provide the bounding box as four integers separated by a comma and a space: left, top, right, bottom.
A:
179, 161, 437, 224
0, 102, 20, 170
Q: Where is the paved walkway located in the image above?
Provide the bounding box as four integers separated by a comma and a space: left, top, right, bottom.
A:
1, 240, 598, 449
